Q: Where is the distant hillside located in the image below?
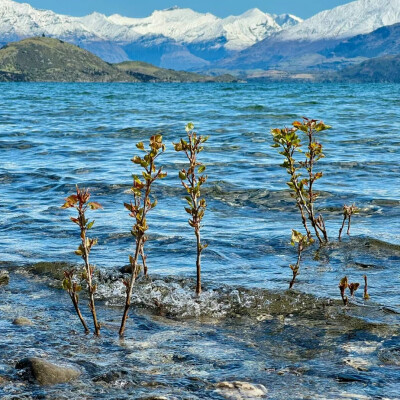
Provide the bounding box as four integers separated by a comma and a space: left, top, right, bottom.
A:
0, 37, 133, 82
323, 23, 400, 59
115, 61, 238, 82
0, 37, 239, 82
331, 54, 400, 82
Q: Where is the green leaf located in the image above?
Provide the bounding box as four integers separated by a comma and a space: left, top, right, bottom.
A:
186, 122, 194, 132
198, 165, 206, 173
339, 276, 348, 289
124, 202, 133, 212
70, 217, 80, 225
179, 171, 187, 180
87, 220, 95, 230
142, 171, 152, 181
61, 195, 79, 209
290, 229, 304, 246
88, 202, 102, 210
173, 142, 183, 152
132, 155, 141, 164
62, 278, 71, 291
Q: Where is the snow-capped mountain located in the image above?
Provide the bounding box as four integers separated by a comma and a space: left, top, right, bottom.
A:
221, 0, 400, 71
107, 7, 301, 51
0, 0, 302, 57
1, 0, 399, 71
276, 0, 400, 42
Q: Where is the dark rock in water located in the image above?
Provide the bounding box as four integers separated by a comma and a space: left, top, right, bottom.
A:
16, 357, 81, 385
93, 369, 134, 385
215, 381, 268, 399
0, 270, 9, 286
378, 348, 400, 366
27, 261, 73, 280
119, 264, 132, 274
12, 317, 33, 326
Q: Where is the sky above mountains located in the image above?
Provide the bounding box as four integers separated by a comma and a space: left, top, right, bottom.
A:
25, 0, 355, 19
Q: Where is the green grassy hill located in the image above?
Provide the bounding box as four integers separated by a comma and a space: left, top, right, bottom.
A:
0, 37, 134, 82
0, 37, 239, 83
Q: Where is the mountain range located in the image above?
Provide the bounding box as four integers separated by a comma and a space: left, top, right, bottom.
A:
0, 0, 301, 68
219, 0, 400, 71
0, 0, 400, 75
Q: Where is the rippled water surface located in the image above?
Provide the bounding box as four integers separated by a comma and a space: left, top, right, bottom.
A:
0, 82, 399, 399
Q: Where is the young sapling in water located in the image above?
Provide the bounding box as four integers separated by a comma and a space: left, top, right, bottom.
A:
363, 275, 370, 300
339, 276, 349, 306
174, 123, 208, 296
289, 230, 314, 289
339, 204, 359, 240
339, 277, 360, 305
62, 186, 102, 336
271, 118, 331, 290
62, 269, 89, 334
348, 281, 360, 297
271, 118, 331, 245
119, 135, 167, 337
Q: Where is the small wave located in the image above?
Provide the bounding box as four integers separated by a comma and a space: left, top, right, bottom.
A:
8, 262, 400, 329
240, 105, 267, 112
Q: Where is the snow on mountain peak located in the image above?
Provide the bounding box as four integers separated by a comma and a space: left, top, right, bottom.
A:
239, 8, 266, 18
273, 14, 303, 29
0, 0, 303, 50
277, 0, 400, 41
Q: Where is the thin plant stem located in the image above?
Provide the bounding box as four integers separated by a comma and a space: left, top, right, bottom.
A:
70, 292, 90, 334
339, 215, 347, 240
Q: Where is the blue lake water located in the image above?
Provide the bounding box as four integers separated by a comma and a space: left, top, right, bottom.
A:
0, 82, 399, 399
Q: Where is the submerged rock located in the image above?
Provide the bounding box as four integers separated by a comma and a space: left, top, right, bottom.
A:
16, 357, 81, 385
378, 347, 400, 366
215, 381, 268, 399
0, 270, 9, 286
27, 261, 73, 280
93, 369, 133, 385
12, 317, 33, 326
0, 375, 11, 385
343, 357, 371, 371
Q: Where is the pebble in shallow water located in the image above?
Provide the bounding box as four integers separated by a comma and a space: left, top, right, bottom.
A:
12, 317, 33, 326
215, 381, 268, 399
0, 270, 9, 286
